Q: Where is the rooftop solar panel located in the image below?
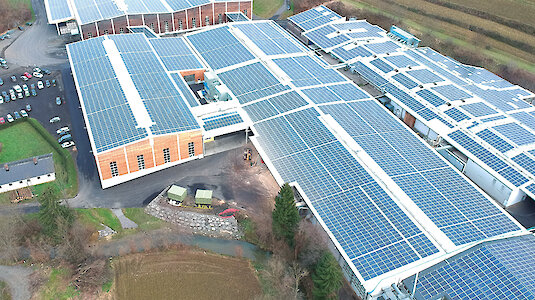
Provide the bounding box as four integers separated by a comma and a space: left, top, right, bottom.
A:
364, 41, 400, 54
392, 73, 419, 89
493, 123, 535, 146
46, 0, 73, 22
384, 55, 419, 68
459, 102, 498, 117
431, 85, 471, 101
370, 59, 394, 73
406, 69, 444, 84
476, 129, 514, 153
203, 113, 243, 131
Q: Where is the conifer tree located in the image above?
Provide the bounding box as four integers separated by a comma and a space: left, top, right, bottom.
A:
312, 251, 343, 300
272, 183, 300, 246
38, 187, 74, 242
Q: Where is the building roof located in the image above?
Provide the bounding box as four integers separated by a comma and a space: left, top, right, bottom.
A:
67, 33, 202, 154
45, 0, 228, 25
67, 18, 533, 296
168, 185, 187, 198
0, 153, 55, 186
195, 189, 212, 204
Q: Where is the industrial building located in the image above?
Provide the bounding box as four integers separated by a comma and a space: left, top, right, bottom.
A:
44, 0, 252, 39
67, 9, 535, 299
289, 5, 535, 208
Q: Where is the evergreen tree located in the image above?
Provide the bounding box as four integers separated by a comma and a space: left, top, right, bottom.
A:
38, 187, 74, 242
272, 183, 300, 246
312, 251, 343, 300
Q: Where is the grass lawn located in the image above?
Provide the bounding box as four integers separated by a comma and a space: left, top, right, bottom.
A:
122, 208, 164, 231
39, 268, 79, 300
7, 0, 35, 22
0, 120, 78, 205
253, 0, 283, 19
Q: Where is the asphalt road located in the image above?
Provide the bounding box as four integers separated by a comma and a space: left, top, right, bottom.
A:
3, 0, 72, 68
0, 265, 32, 300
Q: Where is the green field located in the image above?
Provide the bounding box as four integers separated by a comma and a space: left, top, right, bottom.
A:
6, 0, 34, 22
0, 281, 11, 300
76, 208, 164, 236
0, 119, 78, 204
253, 0, 284, 19
39, 268, 79, 300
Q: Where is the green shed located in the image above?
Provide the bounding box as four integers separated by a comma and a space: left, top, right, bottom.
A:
168, 185, 187, 203
195, 189, 213, 208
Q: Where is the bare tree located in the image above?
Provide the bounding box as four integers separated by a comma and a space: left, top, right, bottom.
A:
0, 213, 23, 262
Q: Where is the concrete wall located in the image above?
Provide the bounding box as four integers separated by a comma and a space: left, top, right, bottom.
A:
95, 130, 203, 187
0, 173, 56, 193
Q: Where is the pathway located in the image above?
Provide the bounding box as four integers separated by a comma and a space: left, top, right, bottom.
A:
111, 209, 138, 229
0, 265, 33, 300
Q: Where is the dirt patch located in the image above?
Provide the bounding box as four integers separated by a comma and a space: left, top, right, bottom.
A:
113, 250, 261, 300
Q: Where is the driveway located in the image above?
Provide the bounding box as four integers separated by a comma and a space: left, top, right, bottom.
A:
0, 265, 33, 300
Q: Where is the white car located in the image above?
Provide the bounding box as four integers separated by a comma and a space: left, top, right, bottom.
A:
24, 90, 30, 97
61, 141, 75, 148
37, 81, 44, 89
17, 92, 23, 99
13, 85, 22, 93
33, 72, 43, 78
20, 109, 28, 117
6, 114, 14, 123
0, 96, 3, 104
49, 116, 60, 123
56, 126, 70, 135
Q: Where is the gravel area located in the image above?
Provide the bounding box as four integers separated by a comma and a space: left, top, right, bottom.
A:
145, 189, 241, 239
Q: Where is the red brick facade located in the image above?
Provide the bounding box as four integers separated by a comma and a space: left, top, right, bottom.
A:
79, 1, 253, 39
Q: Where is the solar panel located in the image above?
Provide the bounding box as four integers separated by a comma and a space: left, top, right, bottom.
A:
416, 89, 446, 107
432, 85, 471, 101
149, 37, 203, 71
405, 236, 535, 300
370, 59, 394, 73
511, 111, 535, 131
129, 27, 159, 39
475, 129, 514, 153
242, 100, 279, 122
217, 62, 290, 104
203, 113, 243, 131
234, 22, 304, 55
46, 0, 73, 22
332, 45, 372, 61
284, 108, 338, 148
444, 108, 470, 122
186, 27, 255, 70
392, 73, 419, 89
268, 91, 308, 113
302, 86, 341, 104
384, 55, 419, 68
406, 69, 444, 84
384, 84, 425, 112
364, 41, 400, 54
512, 153, 535, 175
493, 123, 535, 146
170, 73, 199, 107
352, 62, 389, 87
274, 56, 346, 87
460, 102, 498, 117
304, 25, 351, 49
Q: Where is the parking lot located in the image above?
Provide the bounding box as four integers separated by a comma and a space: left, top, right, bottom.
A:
0, 65, 74, 147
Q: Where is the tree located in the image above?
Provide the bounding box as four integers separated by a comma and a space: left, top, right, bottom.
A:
38, 187, 74, 242
272, 183, 300, 246
311, 252, 343, 300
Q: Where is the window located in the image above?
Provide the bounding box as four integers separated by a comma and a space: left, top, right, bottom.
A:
205, 16, 210, 26
192, 17, 196, 28
179, 20, 183, 30
103, 29, 109, 35
163, 148, 171, 163
110, 161, 119, 177
218, 14, 222, 24
119, 27, 124, 34
137, 155, 145, 170
164, 21, 169, 32
243, 9, 247, 16
87, 32, 93, 38
188, 142, 195, 157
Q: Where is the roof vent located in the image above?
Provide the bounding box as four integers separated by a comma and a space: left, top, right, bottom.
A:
3, 164, 8, 171
394, 69, 399, 72
33, 157, 38, 165
419, 85, 423, 88
408, 66, 412, 69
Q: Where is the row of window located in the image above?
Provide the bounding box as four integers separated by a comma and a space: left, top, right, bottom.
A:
86, 10, 250, 38
109, 143, 195, 177
0, 174, 53, 189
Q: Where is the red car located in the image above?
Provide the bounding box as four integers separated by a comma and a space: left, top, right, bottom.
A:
0, 117, 5, 124
23, 72, 32, 79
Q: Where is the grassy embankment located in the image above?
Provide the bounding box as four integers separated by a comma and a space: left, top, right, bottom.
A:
254, 0, 284, 19
0, 119, 78, 205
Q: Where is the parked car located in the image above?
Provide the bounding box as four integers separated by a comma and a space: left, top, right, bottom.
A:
0, 77, 3, 85
24, 90, 30, 97
9, 89, 16, 101
13, 111, 20, 119
50, 116, 60, 123
37, 81, 44, 89
42, 69, 51, 75
20, 76, 28, 81
33, 72, 43, 78
33, 67, 41, 73
58, 134, 72, 143
61, 141, 75, 148
57, 126, 70, 135
55, 96, 62, 105
30, 89, 37, 96
10, 75, 16, 82
0, 117, 4, 124
6, 114, 13, 123
22, 84, 28, 91
20, 109, 28, 117
17, 26, 24, 31
51, 79, 56, 87
1, 91, 7, 99
26, 104, 31, 111
17, 92, 23, 99
25, 22, 32, 26
0, 95, 3, 104
45, 80, 50, 88
30, 83, 35, 89
13, 85, 22, 93
23, 72, 32, 79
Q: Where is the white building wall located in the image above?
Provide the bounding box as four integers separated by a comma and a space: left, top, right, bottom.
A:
0, 173, 56, 193
463, 159, 511, 204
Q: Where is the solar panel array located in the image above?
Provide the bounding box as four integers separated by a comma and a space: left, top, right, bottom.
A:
45, 0, 73, 22
288, 5, 342, 31
404, 235, 535, 300
202, 112, 243, 131
226, 12, 250, 22
233, 22, 305, 55
68, 34, 200, 153
304, 20, 385, 50
129, 27, 159, 39
274, 56, 347, 87
149, 37, 204, 71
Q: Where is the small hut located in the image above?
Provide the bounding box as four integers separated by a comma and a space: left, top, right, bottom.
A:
168, 185, 186, 205
195, 189, 213, 208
